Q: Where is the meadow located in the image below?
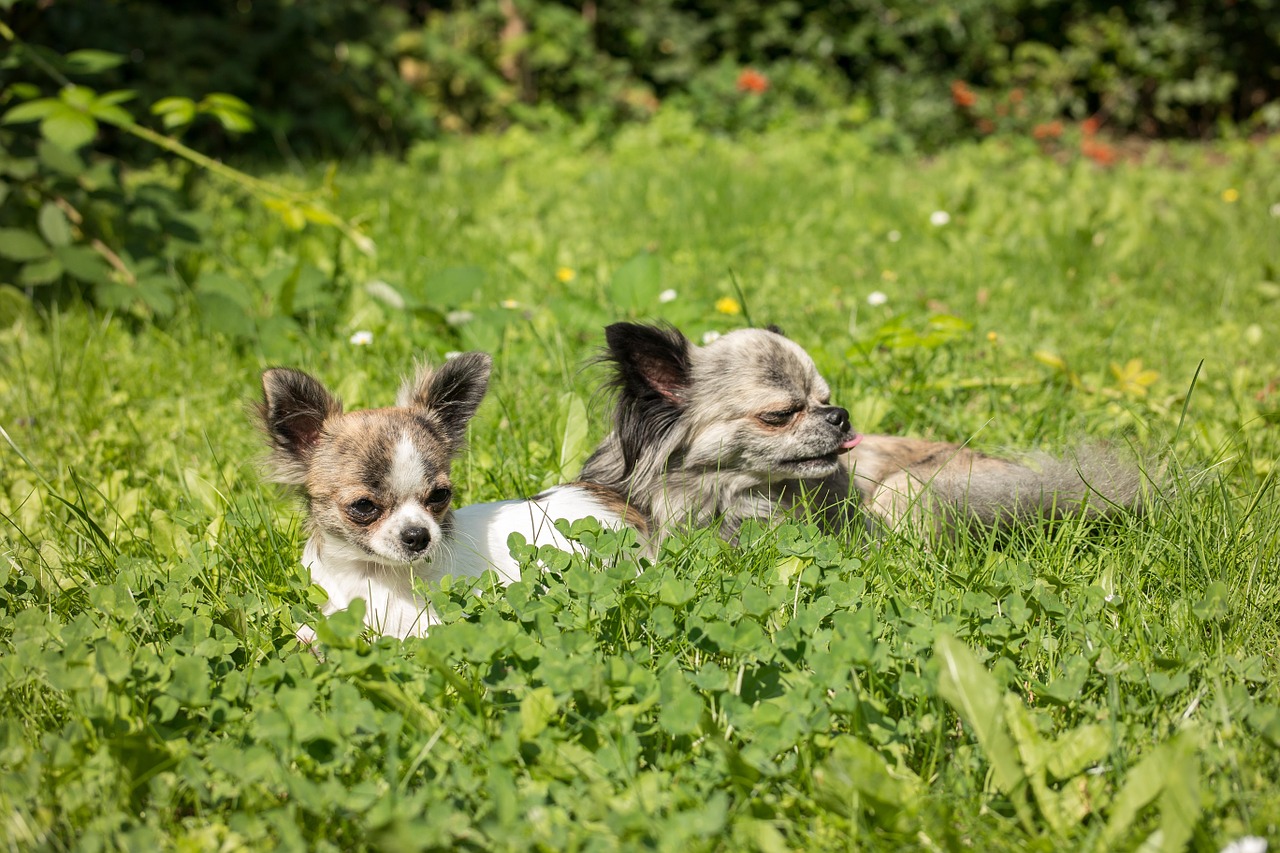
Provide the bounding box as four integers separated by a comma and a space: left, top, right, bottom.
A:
2, 122, 1279, 850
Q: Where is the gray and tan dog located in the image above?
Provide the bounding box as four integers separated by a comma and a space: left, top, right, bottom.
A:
579, 322, 1144, 542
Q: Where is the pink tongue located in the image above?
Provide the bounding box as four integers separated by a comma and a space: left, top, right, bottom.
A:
840, 434, 863, 450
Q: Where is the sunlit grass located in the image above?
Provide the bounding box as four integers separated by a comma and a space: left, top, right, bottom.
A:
1, 128, 1278, 849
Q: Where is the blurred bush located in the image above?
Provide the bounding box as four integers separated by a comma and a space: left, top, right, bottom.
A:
6, 0, 1279, 153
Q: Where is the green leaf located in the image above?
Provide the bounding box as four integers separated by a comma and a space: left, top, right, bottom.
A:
1, 98, 60, 125
19, 256, 63, 286
64, 50, 126, 74
814, 735, 919, 817
518, 686, 559, 740
1045, 724, 1111, 780
555, 392, 590, 478
56, 246, 112, 285
1099, 732, 1200, 851
167, 656, 212, 707
137, 274, 178, 317
196, 290, 254, 339
658, 668, 703, 736
41, 108, 98, 150
1192, 580, 1230, 622
934, 634, 1034, 830
0, 228, 50, 262
36, 140, 86, 176
608, 251, 662, 313
37, 202, 73, 248
152, 97, 197, 130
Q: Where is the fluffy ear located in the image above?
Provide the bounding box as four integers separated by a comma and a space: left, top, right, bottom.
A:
258, 368, 342, 484
398, 352, 492, 444
602, 322, 692, 406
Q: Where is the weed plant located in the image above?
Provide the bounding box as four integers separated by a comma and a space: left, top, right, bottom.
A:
1, 127, 1278, 850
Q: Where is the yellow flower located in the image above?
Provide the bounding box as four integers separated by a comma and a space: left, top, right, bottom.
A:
1221, 188, 1239, 203
986, 331, 998, 342
715, 296, 741, 315
556, 267, 576, 283
1111, 358, 1159, 397
501, 299, 519, 309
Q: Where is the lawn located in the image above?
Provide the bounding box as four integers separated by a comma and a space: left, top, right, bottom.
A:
2, 123, 1278, 850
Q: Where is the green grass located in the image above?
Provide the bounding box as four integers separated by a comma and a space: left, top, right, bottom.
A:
2, 123, 1279, 851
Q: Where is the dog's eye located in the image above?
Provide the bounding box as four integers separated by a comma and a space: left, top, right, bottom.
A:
425, 486, 453, 507
347, 498, 381, 524
759, 408, 801, 427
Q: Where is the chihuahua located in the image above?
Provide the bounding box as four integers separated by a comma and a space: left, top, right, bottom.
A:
258, 353, 634, 640
578, 323, 1144, 542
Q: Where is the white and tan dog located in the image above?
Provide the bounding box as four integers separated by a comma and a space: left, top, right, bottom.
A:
258, 353, 635, 640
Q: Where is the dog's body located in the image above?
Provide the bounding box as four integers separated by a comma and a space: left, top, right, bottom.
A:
580, 323, 1144, 543
258, 354, 628, 640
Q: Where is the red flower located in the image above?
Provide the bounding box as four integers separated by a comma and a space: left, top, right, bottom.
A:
736, 68, 769, 94
1081, 139, 1116, 166
977, 118, 996, 134
1032, 120, 1063, 140
1009, 88, 1025, 104
1081, 116, 1101, 136
950, 80, 977, 109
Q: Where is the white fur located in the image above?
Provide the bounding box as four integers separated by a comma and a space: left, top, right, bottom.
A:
301, 485, 626, 640
388, 432, 425, 498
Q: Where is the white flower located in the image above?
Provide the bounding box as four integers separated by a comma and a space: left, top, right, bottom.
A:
364, 279, 405, 309
658, 288, 678, 303
1270, 203, 1280, 218
887, 229, 901, 243
349, 330, 374, 346
445, 310, 474, 326
444, 351, 463, 360
867, 291, 888, 306
929, 210, 951, 226
701, 330, 722, 345
1220, 837, 1268, 853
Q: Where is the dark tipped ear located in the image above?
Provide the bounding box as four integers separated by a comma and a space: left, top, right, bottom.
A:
603, 322, 692, 406
399, 352, 491, 444
258, 368, 342, 483
765, 323, 785, 337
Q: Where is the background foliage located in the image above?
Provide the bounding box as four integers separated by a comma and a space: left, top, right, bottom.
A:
7, 0, 1279, 155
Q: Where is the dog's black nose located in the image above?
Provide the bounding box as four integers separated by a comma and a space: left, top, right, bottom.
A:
400, 526, 431, 552
821, 406, 851, 432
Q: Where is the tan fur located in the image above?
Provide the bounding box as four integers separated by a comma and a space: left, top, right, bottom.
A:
845, 434, 1146, 536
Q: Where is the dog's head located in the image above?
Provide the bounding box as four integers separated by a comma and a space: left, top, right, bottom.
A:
257, 353, 491, 565
600, 323, 861, 483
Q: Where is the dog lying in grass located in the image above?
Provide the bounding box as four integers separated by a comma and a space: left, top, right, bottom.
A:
578, 322, 1145, 542
257, 353, 635, 640
259, 325, 1144, 639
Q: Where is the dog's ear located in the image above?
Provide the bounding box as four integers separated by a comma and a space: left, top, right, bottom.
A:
399, 352, 492, 445
765, 323, 785, 337
603, 322, 692, 406
259, 368, 342, 483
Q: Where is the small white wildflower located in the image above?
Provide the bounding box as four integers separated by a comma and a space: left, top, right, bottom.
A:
929, 210, 951, 226
867, 291, 888, 306
501, 298, 519, 309
701, 330, 721, 345
658, 288, 678, 303
444, 351, 463, 360
349, 330, 374, 346
1270, 203, 1280, 218
1220, 837, 1268, 853
1104, 593, 1116, 603
887, 229, 901, 243
445, 310, 474, 326
364, 279, 405, 309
